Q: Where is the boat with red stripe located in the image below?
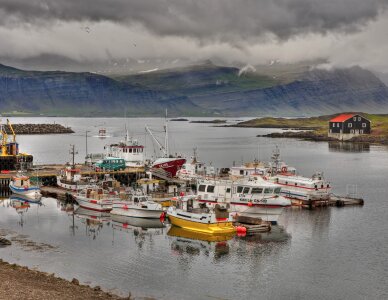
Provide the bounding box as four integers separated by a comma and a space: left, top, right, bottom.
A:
75, 187, 117, 212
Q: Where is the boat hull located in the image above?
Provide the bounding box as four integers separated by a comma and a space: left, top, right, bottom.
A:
75, 196, 112, 212
152, 158, 186, 177
167, 214, 235, 235
9, 183, 41, 200
110, 207, 163, 218
230, 204, 285, 223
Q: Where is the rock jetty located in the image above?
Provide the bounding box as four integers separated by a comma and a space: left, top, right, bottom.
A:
3, 124, 74, 135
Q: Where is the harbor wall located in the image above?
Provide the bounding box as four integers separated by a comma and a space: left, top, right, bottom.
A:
3, 124, 74, 135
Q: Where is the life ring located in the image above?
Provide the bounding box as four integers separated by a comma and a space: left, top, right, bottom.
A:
281, 166, 287, 173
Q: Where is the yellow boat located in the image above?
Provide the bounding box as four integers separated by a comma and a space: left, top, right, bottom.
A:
166, 196, 236, 235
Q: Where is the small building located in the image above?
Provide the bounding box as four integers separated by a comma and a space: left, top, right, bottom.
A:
328, 114, 371, 140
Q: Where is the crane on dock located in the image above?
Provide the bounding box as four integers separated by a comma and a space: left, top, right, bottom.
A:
0, 117, 33, 171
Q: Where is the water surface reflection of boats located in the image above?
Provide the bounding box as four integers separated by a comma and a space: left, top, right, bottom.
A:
239, 226, 291, 243
111, 214, 165, 230
168, 226, 232, 258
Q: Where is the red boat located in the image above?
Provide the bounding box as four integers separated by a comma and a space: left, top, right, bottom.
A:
152, 157, 186, 177
146, 110, 186, 177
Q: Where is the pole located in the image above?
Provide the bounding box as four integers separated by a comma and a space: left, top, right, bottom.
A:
85, 130, 90, 164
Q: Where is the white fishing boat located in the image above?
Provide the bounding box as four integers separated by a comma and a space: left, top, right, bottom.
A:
269, 172, 331, 205
9, 174, 41, 200
196, 176, 291, 224
111, 193, 163, 218
74, 187, 116, 212
167, 196, 236, 235
106, 129, 145, 167
146, 111, 186, 177
57, 167, 94, 191
176, 148, 215, 180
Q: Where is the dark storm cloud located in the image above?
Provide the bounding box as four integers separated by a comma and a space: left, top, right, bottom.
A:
0, 0, 387, 41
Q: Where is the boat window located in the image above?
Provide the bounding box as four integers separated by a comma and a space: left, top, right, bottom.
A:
243, 187, 250, 194
207, 185, 215, 193
237, 186, 243, 193
226, 188, 231, 193
274, 187, 281, 194
264, 188, 273, 194
251, 188, 263, 194
198, 185, 206, 192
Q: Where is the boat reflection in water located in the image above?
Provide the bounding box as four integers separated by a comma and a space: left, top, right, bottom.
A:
111, 214, 165, 248
9, 195, 42, 226
74, 206, 111, 239
167, 225, 234, 259
328, 141, 370, 153
111, 214, 165, 231
239, 225, 291, 243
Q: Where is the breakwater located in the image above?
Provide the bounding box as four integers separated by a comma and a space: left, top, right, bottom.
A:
3, 124, 74, 135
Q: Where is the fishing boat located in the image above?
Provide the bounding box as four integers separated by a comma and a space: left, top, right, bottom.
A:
74, 187, 116, 212
57, 167, 94, 191
106, 129, 145, 167
98, 128, 107, 138
9, 173, 41, 200
111, 192, 163, 218
176, 148, 215, 180
196, 176, 291, 224
268, 172, 331, 206
146, 111, 186, 177
167, 196, 236, 235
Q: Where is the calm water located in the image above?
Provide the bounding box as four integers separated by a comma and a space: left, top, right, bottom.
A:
1, 117, 388, 299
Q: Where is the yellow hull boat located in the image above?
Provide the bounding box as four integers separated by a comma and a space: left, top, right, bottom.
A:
168, 214, 236, 235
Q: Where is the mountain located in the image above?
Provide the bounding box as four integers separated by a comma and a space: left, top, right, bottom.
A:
0, 63, 200, 116
1, 62, 388, 117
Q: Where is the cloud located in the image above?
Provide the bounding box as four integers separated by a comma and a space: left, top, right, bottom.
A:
0, 0, 387, 42
0, 1, 388, 72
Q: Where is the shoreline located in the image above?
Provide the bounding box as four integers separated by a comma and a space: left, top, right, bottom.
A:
257, 131, 388, 145
0, 258, 130, 299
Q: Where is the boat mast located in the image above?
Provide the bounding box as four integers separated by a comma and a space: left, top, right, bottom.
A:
145, 126, 166, 156
164, 109, 169, 157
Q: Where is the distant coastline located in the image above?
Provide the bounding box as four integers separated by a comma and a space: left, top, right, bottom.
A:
229, 113, 388, 145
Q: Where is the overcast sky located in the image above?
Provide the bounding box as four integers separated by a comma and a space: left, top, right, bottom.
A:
1, 0, 388, 72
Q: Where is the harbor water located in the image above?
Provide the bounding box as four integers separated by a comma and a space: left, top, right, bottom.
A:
1, 117, 388, 299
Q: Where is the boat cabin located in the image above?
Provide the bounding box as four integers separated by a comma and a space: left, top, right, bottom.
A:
271, 173, 330, 190
12, 175, 31, 188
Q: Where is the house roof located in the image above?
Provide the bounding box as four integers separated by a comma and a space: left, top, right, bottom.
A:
330, 114, 356, 122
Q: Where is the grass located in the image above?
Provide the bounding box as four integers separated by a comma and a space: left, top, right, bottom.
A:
234, 113, 388, 137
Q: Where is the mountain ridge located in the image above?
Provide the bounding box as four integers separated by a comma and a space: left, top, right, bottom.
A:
0, 62, 387, 117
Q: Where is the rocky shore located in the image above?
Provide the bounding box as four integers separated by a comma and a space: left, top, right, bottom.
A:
258, 131, 388, 144
3, 124, 74, 135
0, 259, 130, 300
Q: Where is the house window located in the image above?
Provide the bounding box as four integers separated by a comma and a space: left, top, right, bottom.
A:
362, 123, 366, 128
350, 129, 354, 133
348, 123, 352, 128
332, 123, 335, 128
358, 117, 361, 121
353, 117, 356, 121
360, 129, 364, 134
337, 123, 340, 127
